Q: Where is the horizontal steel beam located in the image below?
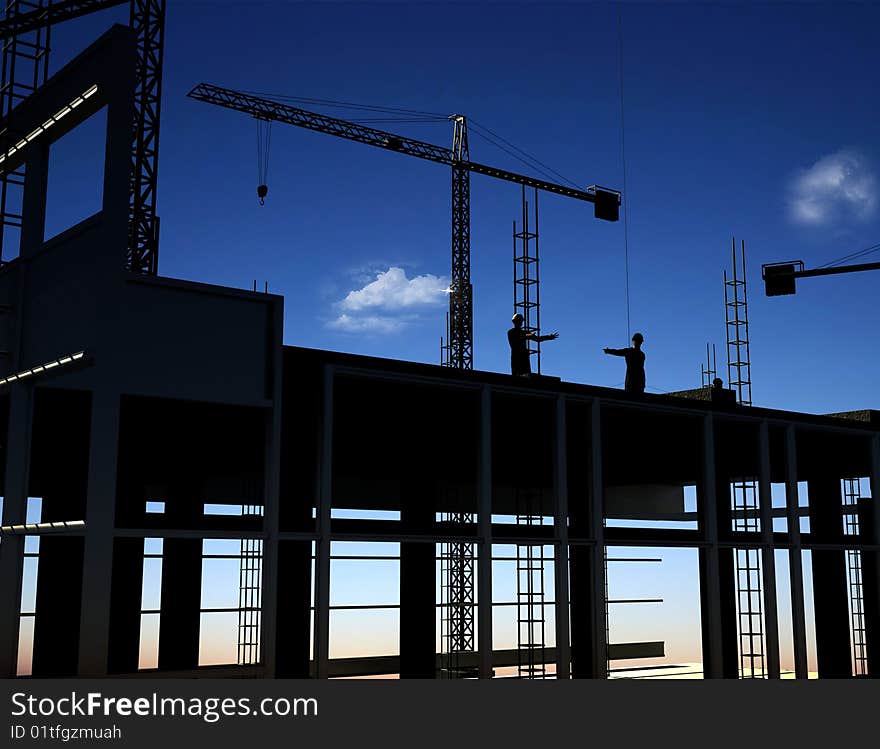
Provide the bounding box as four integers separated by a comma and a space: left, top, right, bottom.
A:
0, 0, 127, 39
307, 642, 666, 677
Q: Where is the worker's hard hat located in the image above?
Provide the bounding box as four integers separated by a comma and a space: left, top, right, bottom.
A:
512, 313, 524, 323
632, 332, 644, 342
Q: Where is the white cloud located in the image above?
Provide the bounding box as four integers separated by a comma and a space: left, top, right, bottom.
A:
327, 266, 449, 333
326, 313, 405, 334
339, 266, 449, 312
788, 150, 877, 226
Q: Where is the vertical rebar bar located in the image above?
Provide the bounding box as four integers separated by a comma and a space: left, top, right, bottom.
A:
725, 238, 766, 678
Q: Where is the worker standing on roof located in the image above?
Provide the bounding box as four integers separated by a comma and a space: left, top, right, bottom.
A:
604, 332, 646, 393
508, 313, 559, 377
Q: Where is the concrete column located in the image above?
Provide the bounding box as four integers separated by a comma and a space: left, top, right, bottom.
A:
698, 413, 724, 679
553, 396, 571, 679
275, 539, 312, 677
588, 398, 607, 679
313, 365, 333, 678
157, 473, 202, 671
399, 474, 435, 678
32, 536, 84, 676
717, 548, 739, 677
808, 476, 851, 677
260, 318, 283, 676
0, 385, 34, 676
20, 142, 48, 258
32, 390, 90, 676
107, 536, 144, 674
77, 389, 121, 676
477, 385, 493, 679
565, 403, 592, 678
157, 538, 202, 670
757, 421, 781, 678
276, 349, 316, 678
713, 452, 739, 678
784, 425, 809, 679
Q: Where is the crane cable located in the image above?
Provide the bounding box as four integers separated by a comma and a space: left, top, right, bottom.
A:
256, 118, 272, 205
241, 90, 580, 190
618, 12, 632, 341
816, 241, 880, 269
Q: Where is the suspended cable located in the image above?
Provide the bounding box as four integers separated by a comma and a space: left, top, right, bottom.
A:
817, 241, 880, 269
346, 117, 445, 124
468, 118, 581, 189
238, 90, 448, 119
618, 12, 632, 341
239, 91, 581, 190
468, 130, 575, 187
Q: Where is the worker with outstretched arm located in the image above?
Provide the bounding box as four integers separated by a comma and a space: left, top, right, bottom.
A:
603, 332, 646, 393
508, 313, 558, 376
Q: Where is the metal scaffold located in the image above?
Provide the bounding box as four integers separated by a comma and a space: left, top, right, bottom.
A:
701, 343, 717, 388
0, 0, 165, 274
515, 487, 547, 678
439, 497, 476, 679
842, 478, 868, 676
513, 186, 541, 373
724, 237, 767, 678
0, 0, 50, 262
237, 503, 263, 666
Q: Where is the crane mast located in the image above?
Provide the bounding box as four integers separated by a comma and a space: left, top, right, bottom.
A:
449, 114, 471, 368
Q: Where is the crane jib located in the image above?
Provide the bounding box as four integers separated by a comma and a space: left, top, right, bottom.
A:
187, 82, 622, 216
187, 83, 453, 166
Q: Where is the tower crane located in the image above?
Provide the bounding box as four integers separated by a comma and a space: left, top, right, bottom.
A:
187, 83, 622, 370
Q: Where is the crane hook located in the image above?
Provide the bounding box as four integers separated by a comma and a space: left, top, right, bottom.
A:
256, 117, 272, 206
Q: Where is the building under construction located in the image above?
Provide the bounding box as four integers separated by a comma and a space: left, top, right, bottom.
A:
0, 8, 879, 681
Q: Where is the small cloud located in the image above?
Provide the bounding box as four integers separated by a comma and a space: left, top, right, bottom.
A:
328, 266, 449, 333
788, 150, 877, 226
339, 266, 449, 312
326, 313, 405, 334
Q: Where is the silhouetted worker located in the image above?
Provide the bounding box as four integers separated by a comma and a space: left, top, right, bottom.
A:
712, 377, 724, 392
603, 332, 646, 394
508, 313, 559, 376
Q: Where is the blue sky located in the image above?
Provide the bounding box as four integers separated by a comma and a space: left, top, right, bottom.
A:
46, 1, 880, 415
26, 2, 880, 675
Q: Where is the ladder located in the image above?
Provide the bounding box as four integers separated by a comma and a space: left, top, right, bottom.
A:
515, 487, 547, 678
513, 186, 540, 373
439, 497, 476, 679
237, 503, 262, 666
843, 478, 868, 676
725, 238, 766, 678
